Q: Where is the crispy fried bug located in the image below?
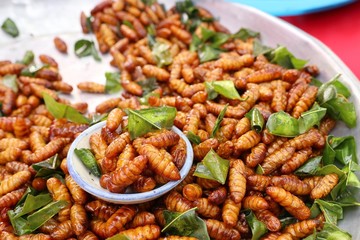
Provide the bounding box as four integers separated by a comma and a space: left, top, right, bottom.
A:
116, 143, 136, 170
208, 186, 227, 205
234, 130, 261, 152
310, 173, 339, 199
275, 233, 293, 240
39, 54, 58, 68
292, 85, 318, 118
143, 129, 180, 148
260, 232, 282, 240
105, 205, 137, 238
110, 155, 148, 187
19, 233, 53, 239
216, 140, 234, 159
194, 198, 221, 218
0, 63, 25, 75
182, 183, 202, 201
170, 138, 187, 169
165, 191, 192, 213
143, 65, 170, 82
193, 138, 219, 161
266, 186, 311, 220
215, 54, 254, 71
286, 128, 323, 150
228, 160, 246, 204
319, 116, 337, 135
159, 236, 198, 240
242, 195, 269, 211
78, 231, 99, 240
222, 196, 241, 227
105, 131, 131, 158
260, 146, 296, 175
52, 81, 73, 94
90, 132, 108, 160
0, 171, 31, 196
255, 209, 281, 232
284, 219, 320, 238
206, 219, 241, 240
0, 147, 22, 164
47, 177, 72, 222
117, 224, 160, 240
26, 138, 71, 164
130, 211, 156, 228
54, 37, 68, 53
70, 204, 88, 236
183, 109, 200, 135
270, 83, 287, 112
30, 114, 52, 127
302, 176, 323, 190
51, 220, 74, 240
1, 88, 16, 115
271, 175, 312, 195
233, 117, 251, 139
286, 80, 308, 112
5, 161, 29, 173
77, 82, 105, 93
0, 187, 26, 208
65, 175, 88, 205
245, 68, 282, 84
131, 176, 157, 193
135, 143, 180, 180
281, 148, 312, 174
85, 200, 118, 221
95, 97, 121, 113
245, 143, 267, 168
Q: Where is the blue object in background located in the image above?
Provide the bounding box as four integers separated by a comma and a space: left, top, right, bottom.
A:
225, 0, 356, 16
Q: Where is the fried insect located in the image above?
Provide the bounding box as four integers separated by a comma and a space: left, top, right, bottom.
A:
65, 175, 88, 205
0, 147, 22, 164
284, 219, 320, 238
245, 143, 267, 168
54, 37, 68, 53
222, 196, 241, 227
281, 148, 312, 174
234, 130, 261, 152
77, 82, 106, 93
89, 132, 108, 160
182, 183, 203, 201
70, 204, 88, 236
266, 186, 311, 220
310, 173, 339, 199
260, 146, 296, 175
143, 129, 180, 148
183, 109, 200, 135
131, 176, 157, 193
0, 171, 31, 196
0, 187, 26, 208
26, 137, 70, 164
291, 85, 318, 118
135, 143, 180, 180
286, 80, 308, 112
47, 177, 72, 222
206, 219, 241, 240
105, 131, 131, 158
242, 195, 269, 211
228, 160, 246, 204
85, 200, 118, 221
271, 175, 312, 195
110, 155, 148, 188
51, 220, 74, 240
165, 191, 192, 213
193, 138, 219, 161
194, 198, 221, 219
255, 209, 281, 232
117, 225, 160, 240
143, 64, 170, 82
130, 211, 156, 228
170, 138, 187, 169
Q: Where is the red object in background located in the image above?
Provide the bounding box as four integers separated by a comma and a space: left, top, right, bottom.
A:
281, 1, 360, 80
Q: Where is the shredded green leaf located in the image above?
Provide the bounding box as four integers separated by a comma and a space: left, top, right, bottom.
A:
43, 93, 90, 124
20, 51, 35, 65
245, 108, 265, 133
105, 72, 122, 94
245, 210, 268, 240
162, 208, 210, 239
186, 131, 201, 145
152, 42, 173, 67
232, 28, 260, 41
1, 74, 18, 93
194, 149, 229, 184
211, 104, 228, 138
127, 106, 176, 139
74, 39, 101, 62
1, 18, 19, 37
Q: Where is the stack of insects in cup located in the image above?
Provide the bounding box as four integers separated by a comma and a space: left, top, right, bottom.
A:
0, 55, 93, 239
78, 0, 341, 239
93, 109, 186, 193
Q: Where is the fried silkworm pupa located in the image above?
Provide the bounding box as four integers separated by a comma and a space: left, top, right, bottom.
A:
205, 219, 241, 240
222, 196, 241, 227
271, 175, 311, 195
242, 195, 269, 211
182, 183, 202, 201
310, 173, 339, 199
193, 198, 221, 219
283, 219, 321, 239
54, 37, 68, 53
77, 82, 106, 93
0, 170, 31, 196
255, 209, 281, 232
51, 220, 75, 240
228, 160, 246, 204
130, 211, 156, 228
70, 204, 88, 236
164, 191, 192, 213
47, 177, 72, 222
117, 225, 160, 240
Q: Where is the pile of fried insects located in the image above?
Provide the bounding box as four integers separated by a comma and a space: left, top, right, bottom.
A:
0, 0, 359, 239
